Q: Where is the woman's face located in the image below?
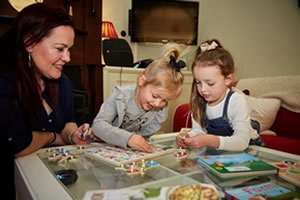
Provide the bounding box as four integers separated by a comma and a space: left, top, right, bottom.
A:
27, 25, 75, 79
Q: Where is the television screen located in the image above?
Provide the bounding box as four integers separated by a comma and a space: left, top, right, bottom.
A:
130, 0, 199, 45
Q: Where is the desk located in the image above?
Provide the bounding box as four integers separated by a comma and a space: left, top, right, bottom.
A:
15, 133, 300, 200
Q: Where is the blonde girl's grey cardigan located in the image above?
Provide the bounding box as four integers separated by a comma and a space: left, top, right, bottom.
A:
91, 85, 168, 148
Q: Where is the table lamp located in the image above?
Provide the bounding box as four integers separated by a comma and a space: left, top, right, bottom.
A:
101, 21, 118, 39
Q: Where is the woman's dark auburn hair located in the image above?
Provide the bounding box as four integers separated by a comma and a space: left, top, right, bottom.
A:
0, 3, 74, 124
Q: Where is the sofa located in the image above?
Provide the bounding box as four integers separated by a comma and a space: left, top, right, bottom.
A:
173, 75, 300, 155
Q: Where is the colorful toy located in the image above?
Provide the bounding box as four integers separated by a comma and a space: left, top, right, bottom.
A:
85, 143, 177, 166
115, 159, 160, 176
175, 147, 188, 160
46, 148, 78, 163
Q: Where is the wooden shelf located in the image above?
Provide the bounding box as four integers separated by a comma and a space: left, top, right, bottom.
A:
0, 15, 15, 24
75, 28, 88, 35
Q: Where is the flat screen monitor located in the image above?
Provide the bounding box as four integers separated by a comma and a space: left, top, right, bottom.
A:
130, 0, 199, 45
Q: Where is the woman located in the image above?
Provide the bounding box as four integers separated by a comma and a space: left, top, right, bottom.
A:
0, 3, 95, 198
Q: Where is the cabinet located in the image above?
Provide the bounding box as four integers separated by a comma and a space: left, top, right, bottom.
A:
58, 0, 102, 117
103, 66, 193, 133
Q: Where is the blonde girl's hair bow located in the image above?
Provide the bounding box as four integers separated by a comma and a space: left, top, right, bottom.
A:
200, 41, 218, 52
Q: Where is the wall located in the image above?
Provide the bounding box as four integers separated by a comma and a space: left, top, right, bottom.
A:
199, 0, 300, 79
103, 0, 300, 79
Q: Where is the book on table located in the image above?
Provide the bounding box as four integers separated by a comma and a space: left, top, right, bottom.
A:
267, 191, 300, 200
197, 152, 278, 178
225, 181, 291, 200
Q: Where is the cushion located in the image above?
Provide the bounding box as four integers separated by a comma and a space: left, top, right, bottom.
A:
232, 87, 281, 131
246, 96, 281, 131
260, 130, 277, 136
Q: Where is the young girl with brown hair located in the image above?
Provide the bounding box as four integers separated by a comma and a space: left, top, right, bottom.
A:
176, 39, 263, 152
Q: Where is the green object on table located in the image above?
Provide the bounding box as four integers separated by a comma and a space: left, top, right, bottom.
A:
143, 188, 161, 198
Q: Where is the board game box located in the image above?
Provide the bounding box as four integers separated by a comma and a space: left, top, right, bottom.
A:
85, 143, 177, 166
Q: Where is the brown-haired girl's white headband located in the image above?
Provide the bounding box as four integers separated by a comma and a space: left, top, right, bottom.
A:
200, 41, 218, 52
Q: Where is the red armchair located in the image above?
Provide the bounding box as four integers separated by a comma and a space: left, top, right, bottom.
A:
173, 103, 192, 132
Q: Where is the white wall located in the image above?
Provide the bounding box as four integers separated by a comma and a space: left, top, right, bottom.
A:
199, 0, 300, 79
103, 0, 300, 79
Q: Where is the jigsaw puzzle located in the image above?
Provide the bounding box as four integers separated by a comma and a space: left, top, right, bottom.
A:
85, 143, 177, 166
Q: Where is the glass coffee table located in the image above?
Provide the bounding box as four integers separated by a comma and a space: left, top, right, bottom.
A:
15, 133, 300, 200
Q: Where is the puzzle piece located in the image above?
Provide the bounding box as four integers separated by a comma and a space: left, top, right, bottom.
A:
175, 148, 188, 160
115, 159, 160, 176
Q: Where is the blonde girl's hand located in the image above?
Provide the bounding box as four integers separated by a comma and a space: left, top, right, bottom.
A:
176, 133, 189, 148
127, 134, 152, 153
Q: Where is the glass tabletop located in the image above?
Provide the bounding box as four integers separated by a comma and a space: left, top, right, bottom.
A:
36, 137, 300, 199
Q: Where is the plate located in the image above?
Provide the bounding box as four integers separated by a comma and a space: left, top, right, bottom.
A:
168, 184, 219, 200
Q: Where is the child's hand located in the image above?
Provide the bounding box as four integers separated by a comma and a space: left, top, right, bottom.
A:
176, 133, 189, 148
183, 134, 205, 149
128, 134, 152, 153
184, 134, 219, 149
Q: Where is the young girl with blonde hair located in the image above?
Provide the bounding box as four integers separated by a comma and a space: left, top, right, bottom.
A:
92, 44, 185, 152
176, 39, 263, 152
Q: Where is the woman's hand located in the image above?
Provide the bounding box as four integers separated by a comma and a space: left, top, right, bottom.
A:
80, 128, 103, 143
55, 133, 66, 145
127, 134, 152, 153
71, 123, 95, 145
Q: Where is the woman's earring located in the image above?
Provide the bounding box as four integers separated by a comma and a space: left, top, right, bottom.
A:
28, 52, 31, 68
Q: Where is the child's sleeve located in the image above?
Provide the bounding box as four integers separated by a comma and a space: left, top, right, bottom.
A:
91, 88, 134, 148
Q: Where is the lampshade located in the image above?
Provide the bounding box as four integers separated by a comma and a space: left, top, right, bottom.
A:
101, 21, 118, 39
